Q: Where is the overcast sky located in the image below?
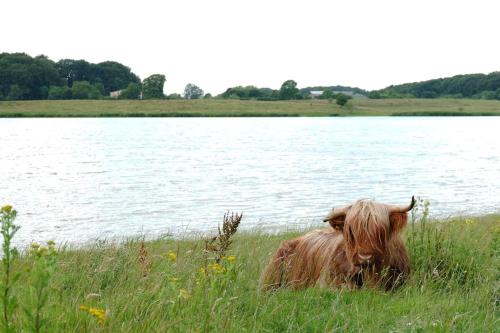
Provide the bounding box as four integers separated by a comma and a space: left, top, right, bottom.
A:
2, 0, 500, 95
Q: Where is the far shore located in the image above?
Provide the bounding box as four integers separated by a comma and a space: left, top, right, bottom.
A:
1, 98, 500, 117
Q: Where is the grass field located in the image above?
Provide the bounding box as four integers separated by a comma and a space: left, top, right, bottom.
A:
1, 204, 498, 332
1, 98, 500, 117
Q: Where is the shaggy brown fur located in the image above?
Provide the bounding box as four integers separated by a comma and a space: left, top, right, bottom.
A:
260, 197, 414, 291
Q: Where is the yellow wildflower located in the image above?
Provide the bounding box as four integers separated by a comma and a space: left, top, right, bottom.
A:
89, 308, 107, 325
168, 277, 180, 283
208, 262, 225, 274
80, 305, 107, 325
179, 289, 191, 299
465, 219, 476, 226
199, 267, 207, 275
226, 255, 236, 262
1, 205, 12, 213
167, 251, 177, 262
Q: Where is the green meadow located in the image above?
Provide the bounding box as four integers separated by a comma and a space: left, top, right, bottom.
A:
1, 98, 500, 117
0, 205, 498, 332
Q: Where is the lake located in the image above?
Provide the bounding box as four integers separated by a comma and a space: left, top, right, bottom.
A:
1, 117, 499, 246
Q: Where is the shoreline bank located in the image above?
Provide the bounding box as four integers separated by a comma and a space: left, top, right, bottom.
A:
2, 212, 497, 331
2, 98, 500, 117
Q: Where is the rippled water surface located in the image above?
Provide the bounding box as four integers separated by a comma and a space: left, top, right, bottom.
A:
1, 117, 499, 245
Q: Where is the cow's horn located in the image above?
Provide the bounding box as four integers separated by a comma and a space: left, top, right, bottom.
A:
323, 205, 349, 222
388, 196, 416, 213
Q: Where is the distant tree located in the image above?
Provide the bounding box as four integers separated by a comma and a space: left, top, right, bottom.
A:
39, 86, 49, 99
94, 61, 141, 93
184, 83, 204, 99
167, 93, 182, 99
142, 74, 166, 99
94, 82, 105, 95
218, 86, 276, 100
203, 93, 212, 99
0, 53, 61, 100
300, 91, 312, 99
368, 91, 381, 99
48, 86, 72, 99
336, 93, 351, 106
377, 71, 500, 99
55, 59, 140, 94
420, 91, 437, 99
29, 55, 62, 98
258, 88, 278, 100
247, 86, 261, 98
320, 89, 334, 99
71, 81, 88, 99
220, 86, 247, 99
6, 84, 25, 100
119, 83, 142, 99
55, 59, 95, 87
219, 88, 233, 98
496, 88, 500, 100
279, 80, 299, 100
71, 81, 102, 99
0, 52, 143, 100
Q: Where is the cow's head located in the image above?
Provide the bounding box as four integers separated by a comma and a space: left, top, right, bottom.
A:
323, 196, 415, 268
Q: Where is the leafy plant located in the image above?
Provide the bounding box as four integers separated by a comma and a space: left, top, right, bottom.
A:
407, 199, 484, 291
23, 241, 58, 333
0, 205, 20, 333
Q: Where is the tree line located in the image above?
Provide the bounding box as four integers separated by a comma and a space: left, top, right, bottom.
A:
0, 53, 138, 100
370, 72, 500, 100
0, 52, 210, 101
0, 52, 358, 106
2, 52, 500, 102
217, 81, 356, 105
0, 53, 171, 101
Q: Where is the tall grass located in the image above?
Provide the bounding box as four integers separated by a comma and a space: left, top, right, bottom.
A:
1, 203, 498, 332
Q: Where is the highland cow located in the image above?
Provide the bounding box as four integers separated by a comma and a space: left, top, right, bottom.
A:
260, 196, 415, 291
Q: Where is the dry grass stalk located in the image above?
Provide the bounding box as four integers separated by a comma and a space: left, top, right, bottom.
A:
204, 212, 242, 263
137, 241, 152, 277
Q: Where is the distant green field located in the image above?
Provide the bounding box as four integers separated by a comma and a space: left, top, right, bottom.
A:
1, 98, 500, 117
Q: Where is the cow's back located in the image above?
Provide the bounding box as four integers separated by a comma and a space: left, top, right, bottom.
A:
260, 229, 348, 290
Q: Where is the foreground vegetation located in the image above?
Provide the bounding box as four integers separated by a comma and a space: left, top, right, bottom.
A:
2, 98, 500, 117
0, 204, 498, 332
